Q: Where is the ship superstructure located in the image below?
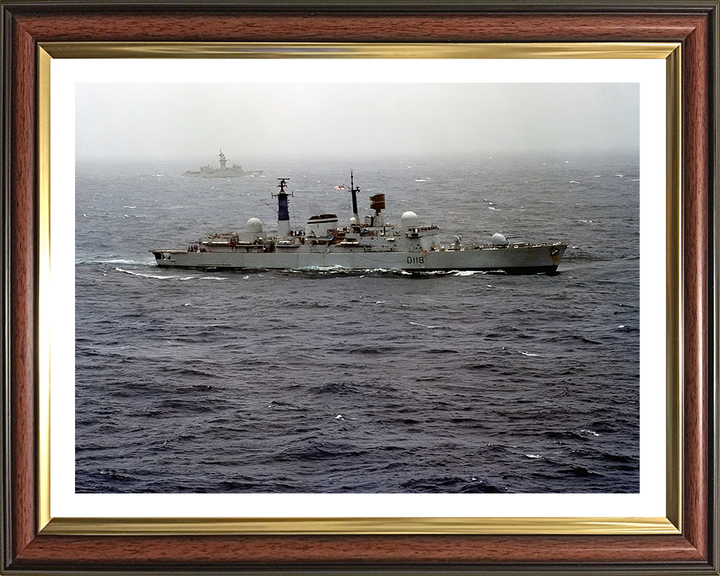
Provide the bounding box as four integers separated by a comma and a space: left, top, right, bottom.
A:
152, 172, 566, 273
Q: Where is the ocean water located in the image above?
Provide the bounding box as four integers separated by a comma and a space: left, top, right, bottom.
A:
75, 152, 639, 493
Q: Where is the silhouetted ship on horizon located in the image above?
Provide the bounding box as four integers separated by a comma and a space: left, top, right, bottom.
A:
183, 149, 263, 178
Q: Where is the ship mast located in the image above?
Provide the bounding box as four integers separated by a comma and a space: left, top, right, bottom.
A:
218, 149, 227, 170
350, 170, 360, 223
273, 178, 293, 238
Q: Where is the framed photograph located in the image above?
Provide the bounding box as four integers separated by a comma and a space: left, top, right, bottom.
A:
2, 1, 717, 574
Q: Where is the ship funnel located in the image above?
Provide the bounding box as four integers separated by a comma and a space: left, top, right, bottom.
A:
370, 194, 385, 215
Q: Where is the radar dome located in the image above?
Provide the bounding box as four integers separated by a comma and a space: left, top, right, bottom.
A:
401, 211, 420, 229
246, 218, 263, 233
491, 233, 509, 246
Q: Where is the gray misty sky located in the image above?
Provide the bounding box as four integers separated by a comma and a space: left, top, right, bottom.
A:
76, 83, 639, 161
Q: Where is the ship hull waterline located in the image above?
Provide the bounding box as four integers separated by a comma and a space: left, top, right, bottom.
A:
151, 243, 566, 274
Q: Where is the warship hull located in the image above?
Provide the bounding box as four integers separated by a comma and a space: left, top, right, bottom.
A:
151, 243, 566, 273
183, 169, 263, 178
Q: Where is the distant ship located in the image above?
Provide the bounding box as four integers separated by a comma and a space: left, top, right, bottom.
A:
183, 149, 263, 178
151, 172, 566, 273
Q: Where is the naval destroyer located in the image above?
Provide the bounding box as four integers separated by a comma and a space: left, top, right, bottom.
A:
183, 149, 263, 178
151, 173, 566, 273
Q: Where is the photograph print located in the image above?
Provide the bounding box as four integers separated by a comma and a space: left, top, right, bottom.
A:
74, 77, 640, 495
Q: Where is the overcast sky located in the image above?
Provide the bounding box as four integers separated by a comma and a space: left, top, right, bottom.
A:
76, 83, 639, 161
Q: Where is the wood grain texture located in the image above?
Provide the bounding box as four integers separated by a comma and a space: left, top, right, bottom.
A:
10, 20, 37, 561
3, 2, 716, 573
681, 5, 710, 560
10, 534, 707, 566
13, 12, 704, 42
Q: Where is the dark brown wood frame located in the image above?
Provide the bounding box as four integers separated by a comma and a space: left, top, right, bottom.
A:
1, 1, 718, 574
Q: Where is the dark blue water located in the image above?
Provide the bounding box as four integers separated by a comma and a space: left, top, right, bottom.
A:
75, 153, 639, 493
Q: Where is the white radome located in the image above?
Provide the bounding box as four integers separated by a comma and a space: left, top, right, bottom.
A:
401, 211, 420, 229
491, 233, 509, 246
246, 218, 263, 233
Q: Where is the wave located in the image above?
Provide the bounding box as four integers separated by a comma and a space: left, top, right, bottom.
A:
310, 381, 363, 395
266, 399, 309, 411
464, 363, 492, 371
171, 368, 219, 379
77, 258, 154, 266
598, 451, 636, 464
408, 321, 444, 330
285, 266, 455, 278
156, 398, 219, 414
180, 276, 228, 281
276, 442, 370, 463
114, 267, 179, 280
542, 429, 602, 442
113, 267, 227, 281
558, 465, 605, 478
401, 476, 505, 493
347, 345, 401, 355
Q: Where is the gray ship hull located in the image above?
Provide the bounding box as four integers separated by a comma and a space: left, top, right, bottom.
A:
151, 243, 566, 273
183, 169, 263, 178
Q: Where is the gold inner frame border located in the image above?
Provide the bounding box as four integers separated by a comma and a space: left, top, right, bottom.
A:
36, 41, 682, 536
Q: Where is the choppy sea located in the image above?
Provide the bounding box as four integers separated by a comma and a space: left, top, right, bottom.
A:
75, 152, 639, 493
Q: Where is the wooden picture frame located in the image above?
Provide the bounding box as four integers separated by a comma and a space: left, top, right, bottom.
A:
1, 1, 717, 573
